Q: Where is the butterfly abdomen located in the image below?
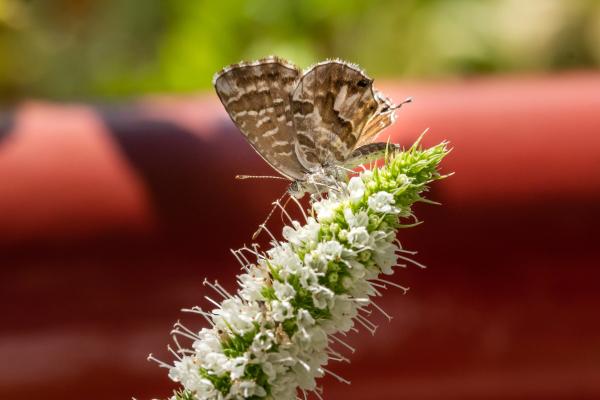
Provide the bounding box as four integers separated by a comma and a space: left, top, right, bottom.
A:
344, 142, 401, 169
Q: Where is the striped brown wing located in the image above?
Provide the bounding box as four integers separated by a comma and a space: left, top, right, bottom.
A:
291, 61, 380, 169
354, 90, 397, 148
213, 56, 307, 180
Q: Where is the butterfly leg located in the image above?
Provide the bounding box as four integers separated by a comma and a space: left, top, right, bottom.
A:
288, 195, 308, 222
274, 195, 294, 225
252, 190, 289, 240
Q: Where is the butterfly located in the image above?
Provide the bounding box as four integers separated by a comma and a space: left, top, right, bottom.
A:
213, 56, 409, 197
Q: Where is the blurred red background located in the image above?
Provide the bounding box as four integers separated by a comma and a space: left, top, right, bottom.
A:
1, 73, 600, 399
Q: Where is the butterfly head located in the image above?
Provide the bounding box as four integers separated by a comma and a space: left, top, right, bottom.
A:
287, 180, 304, 199
289, 178, 324, 199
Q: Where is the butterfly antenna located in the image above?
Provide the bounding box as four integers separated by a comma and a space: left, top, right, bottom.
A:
236, 174, 289, 180
390, 97, 413, 110
252, 190, 289, 240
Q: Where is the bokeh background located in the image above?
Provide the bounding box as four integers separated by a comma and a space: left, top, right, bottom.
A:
3, 0, 600, 102
1, 1, 600, 399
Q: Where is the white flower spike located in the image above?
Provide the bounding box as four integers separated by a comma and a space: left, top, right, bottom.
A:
153, 141, 449, 400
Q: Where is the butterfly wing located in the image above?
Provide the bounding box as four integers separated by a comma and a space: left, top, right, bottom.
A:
291, 60, 380, 169
214, 56, 307, 180
347, 89, 407, 170
354, 90, 397, 148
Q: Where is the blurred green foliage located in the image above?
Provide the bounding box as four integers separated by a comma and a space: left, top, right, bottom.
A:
1, 0, 599, 103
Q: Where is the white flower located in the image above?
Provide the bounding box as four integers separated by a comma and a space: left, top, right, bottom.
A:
259, 358, 278, 381
250, 331, 276, 355
314, 240, 343, 261
203, 352, 230, 375
344, 258, 366, 280
370, 229, 392, 244
268, 243, 302, 272
304, 251, 327, 273
213, 298, 259, 334
349, 278, 375, 298
283, 217, 320, 247
192, 328, 222, 358
168, 357, 196, 383
397, 173, 410, 186
226, 356, 248, 380
271, 300, 294, 322
292, 362, 317, 391
310, 284, 334, 309
329, 296, 357, 332
341, 276, 353, 290
347, 176, 366, 203
347, 226, 371, 248
273, 280, 296, 301
238, 267, 268, 301
297, 263, 321, 287
292, 325, 327, 358
291, 344, 326, 390
297, 309, 315, 329
313, 198, 339, 222
229, 380, 266, 399
270, 371, 298, 399
368, 191, 398, 214
373, 241, 399, 275
344, 208, 369, 228
169, 365, 218, 400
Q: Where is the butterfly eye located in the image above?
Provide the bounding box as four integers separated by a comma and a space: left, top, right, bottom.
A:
357, 79, 370, 88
